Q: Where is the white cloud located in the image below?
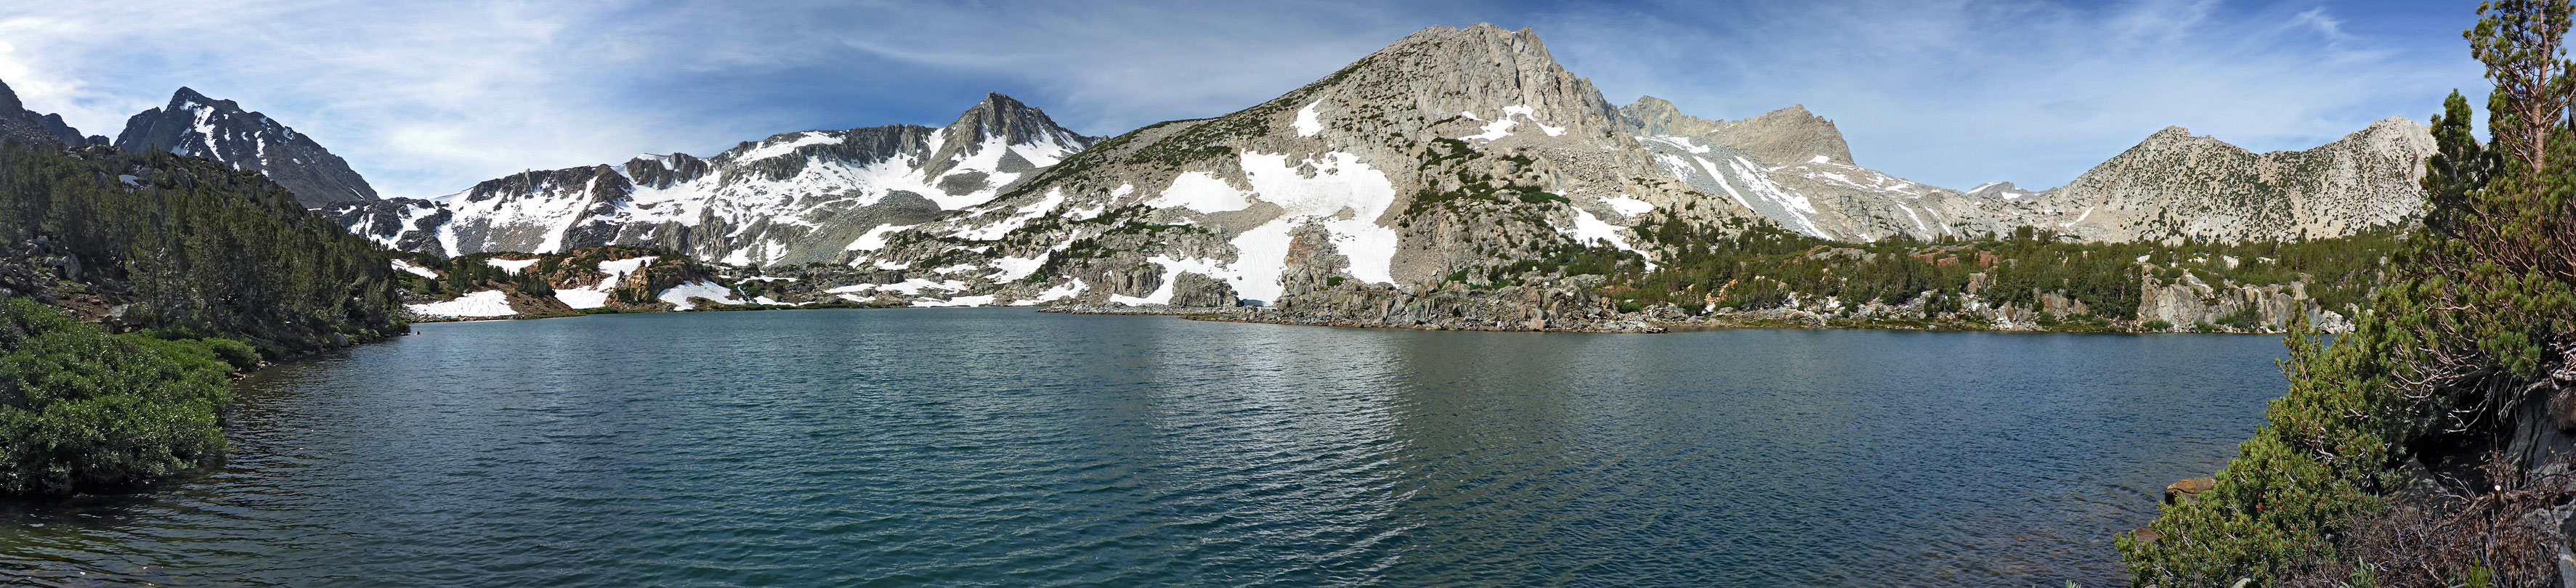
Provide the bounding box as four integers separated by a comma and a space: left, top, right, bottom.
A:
0, 0, 2488, 199
1545, 0, 2484, 189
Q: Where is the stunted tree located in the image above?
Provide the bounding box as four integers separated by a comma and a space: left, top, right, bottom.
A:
2122, 1, 2576, 586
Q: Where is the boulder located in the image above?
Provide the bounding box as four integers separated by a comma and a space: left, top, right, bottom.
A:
2166, 477, 2216, 505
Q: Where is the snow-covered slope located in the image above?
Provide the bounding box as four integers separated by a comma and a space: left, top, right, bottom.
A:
329, 93, 1099, 263
825, 24, 1749, 309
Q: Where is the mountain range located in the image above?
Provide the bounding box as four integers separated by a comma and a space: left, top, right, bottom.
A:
0, 23, 2440, 322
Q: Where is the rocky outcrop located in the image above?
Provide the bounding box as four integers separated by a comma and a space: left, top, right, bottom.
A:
115, 87, 378, 208
1166, 272, 1239, 307
2134, 267, 2349, 332
2165, 477, 2216, 505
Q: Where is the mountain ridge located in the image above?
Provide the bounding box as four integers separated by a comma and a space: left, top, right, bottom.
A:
0, 80, 97, 148
328, 92, 1101, 264
114, 87, 380, 208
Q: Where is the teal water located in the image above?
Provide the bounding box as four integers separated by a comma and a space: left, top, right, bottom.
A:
0, 308, 2285, 587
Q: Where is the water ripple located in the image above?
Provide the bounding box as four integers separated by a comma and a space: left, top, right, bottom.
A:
0, 309, 2285, 587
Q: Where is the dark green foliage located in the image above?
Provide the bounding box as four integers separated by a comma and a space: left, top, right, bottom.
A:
0, 298, 238, 496
0, 143, 405, 353
2123, 4, 2576, 583
1611, 212, 2393, 324
1486, 242, 1644, 284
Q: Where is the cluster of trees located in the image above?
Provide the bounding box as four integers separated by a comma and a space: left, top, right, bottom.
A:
0, 142, 406, 354
1610, 216, 2394, 325
2122, 1, 2576, 584
0, 141, 410, 495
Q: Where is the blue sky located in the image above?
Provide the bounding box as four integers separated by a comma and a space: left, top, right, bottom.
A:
0, 1, 2486, 198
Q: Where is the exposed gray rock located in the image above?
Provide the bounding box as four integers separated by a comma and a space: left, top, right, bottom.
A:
1624, 98, 1854, 166
1994, 118, 2436, 242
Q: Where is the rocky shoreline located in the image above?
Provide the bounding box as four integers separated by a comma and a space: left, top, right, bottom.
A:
1043, 298, 2328, 335
1040, 303, 1666, 333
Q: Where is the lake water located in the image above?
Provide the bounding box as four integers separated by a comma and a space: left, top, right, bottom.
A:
0, 308, 2288, 587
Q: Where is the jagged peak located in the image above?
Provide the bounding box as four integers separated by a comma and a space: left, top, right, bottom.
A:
2147, 126, 2198, 139
941, 91, 1089, 149
166, 86, 239, 113
1627, 95, 1678, 113
1712, 105, 1853, 166
1401, 23, 1535, 43
0, 79, 21, 113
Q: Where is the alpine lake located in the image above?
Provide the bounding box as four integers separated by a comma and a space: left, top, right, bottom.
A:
0, 307, 2288, 587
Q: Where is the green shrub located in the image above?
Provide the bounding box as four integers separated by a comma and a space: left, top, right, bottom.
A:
2140, 319, 2174, 332
0, 298, 236, 496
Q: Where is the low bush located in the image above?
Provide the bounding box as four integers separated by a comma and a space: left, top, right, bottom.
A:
0, 298, 240, 496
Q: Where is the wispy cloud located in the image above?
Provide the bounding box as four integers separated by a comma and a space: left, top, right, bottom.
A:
1544, 0, 2483, 188
0, 0, 2487, 197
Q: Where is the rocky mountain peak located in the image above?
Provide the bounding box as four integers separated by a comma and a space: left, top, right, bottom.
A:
942, 93, 1088, 147
1616, 95, 1687, 134
116, 87, 378, 208
1703, 105, 1855, 166
1619, 97, 1852, 166
2142, 125, 2204, 144
2031, 117, 2437, 242
1276, 23, 1624, 151
168, 86, 229, 111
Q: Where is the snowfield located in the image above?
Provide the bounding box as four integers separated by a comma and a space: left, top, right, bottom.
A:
408, 290, 516, 318
657, 281, 743, 310
485, 257, 541, 274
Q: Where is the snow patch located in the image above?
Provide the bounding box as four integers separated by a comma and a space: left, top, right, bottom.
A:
1600, 195, 1655, 216
554, 289, 610, 309
657, 281, 742, 310
848, 224, 915, 252
1462, 118, 1518, 142
910, 295, 996, 308
1025, 279, 1087, 304
1226, 151, 1401, 302
390, 259, 440, 279
1146, 172, 1253, 213
1292, 101, 1324, 137
485, 258, 540, 275
1557, 208, 1650, 269
735, 131, 841, 162
597, 256, 656, 277
2061, 206, 2098, 228
992, 254, 1050, 281
409, 290, 516, 318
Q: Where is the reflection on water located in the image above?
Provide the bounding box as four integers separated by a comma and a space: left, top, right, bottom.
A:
0, 309, 2285, 587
